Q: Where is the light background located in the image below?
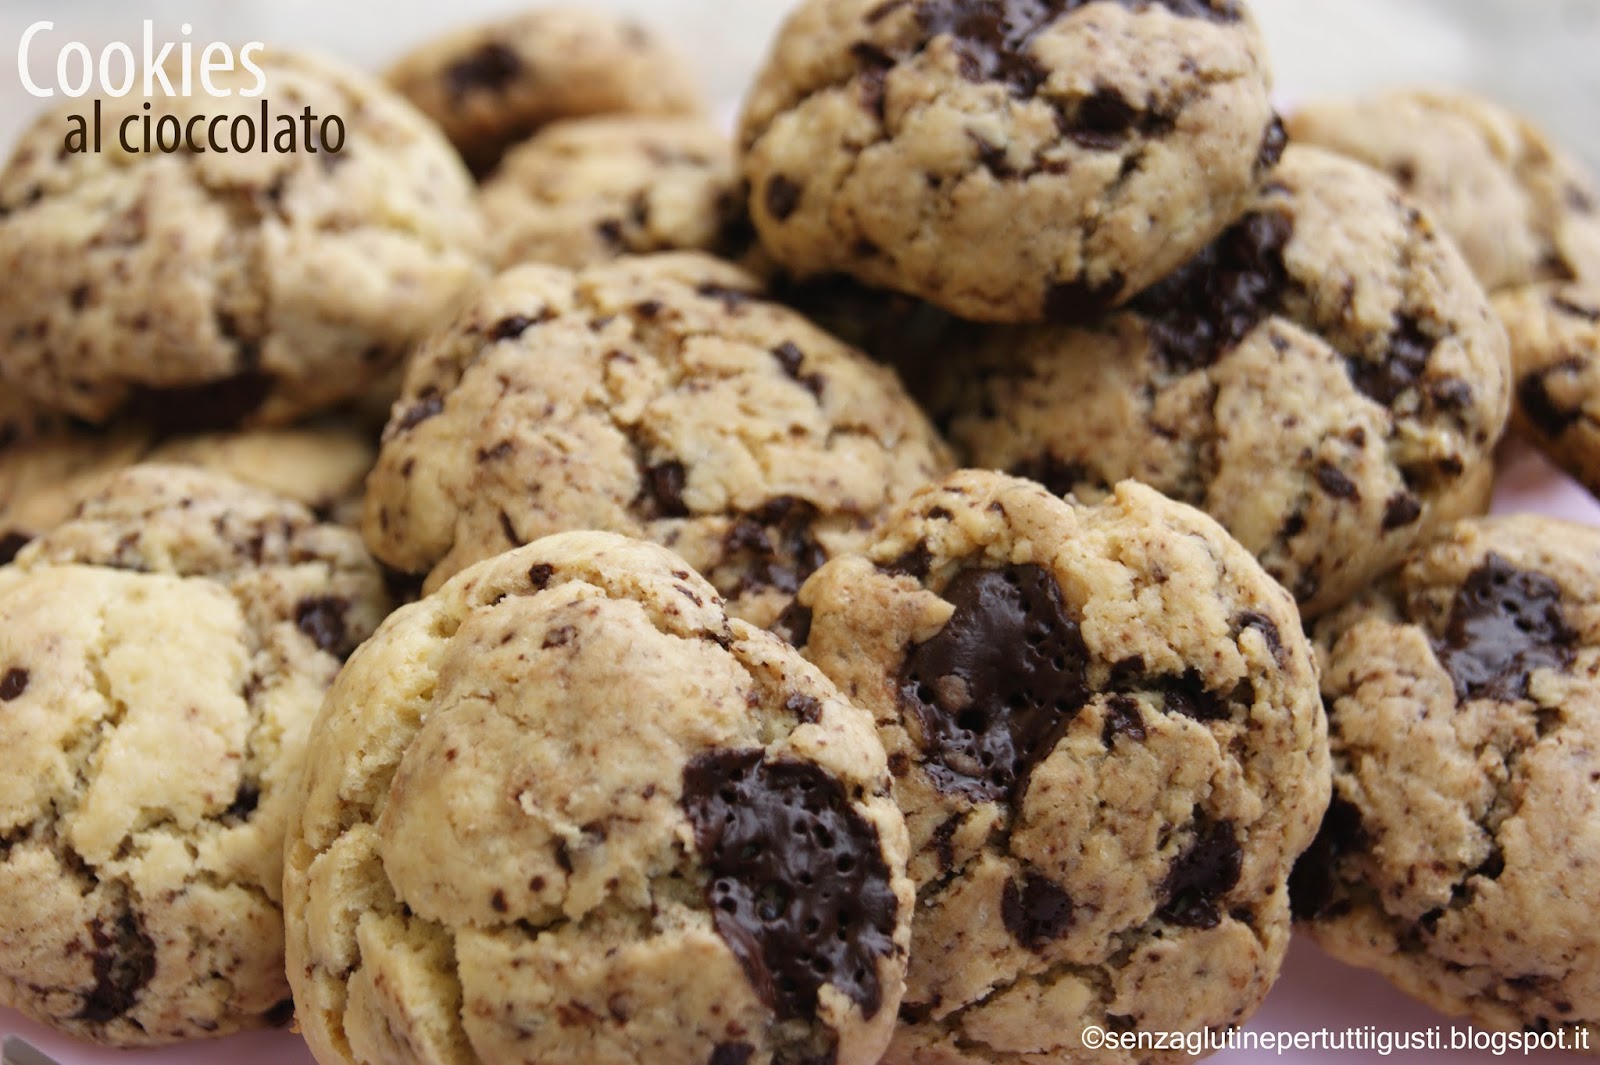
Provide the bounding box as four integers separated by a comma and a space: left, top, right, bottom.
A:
2, 3, 1600, 1064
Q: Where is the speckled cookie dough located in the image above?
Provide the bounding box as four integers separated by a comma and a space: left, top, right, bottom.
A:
738, 0, 1283, 323
1495, 283, 1600, 499
362, 252, 953, 626
0, 465, 390, 1045
479, 116, 755, 271
792, 471, 1329, 1064
931, 146, 1511, 617
1288, 88, 1600, 293
283, 531, 913, 1065
1, 422, 377, 560
0, 49, 484, 429
1296, 515, 1600, 1044
385, 7, 705, 179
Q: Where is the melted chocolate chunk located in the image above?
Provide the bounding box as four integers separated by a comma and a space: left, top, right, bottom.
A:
78, 910, 156, 1023
128, 373, 273, 432
1349, 316, 1436, 406
898, 566, 1090, 802
1234, 611, 1284, 664
645, 461, 691, 518
1001, 873, 1074, 949
884, 542, 933, 580
1134, 210, 1293, 371
1159, 817, 1242, 929
1382, 493, 1423, 532
1288, 795, 1366, 920
1161, 669, 1229, 722
445, 42, 522, 101
1518, 361, 1587, 439
766, 175, 803, 221
724, 498, 829, 595
1434, 554, 1576, 702
1101, 694, 1146, 746
0, 667, 27, 701
396, 390, 444, 432
295, 597, 351, 657
682, 750, 899, 1021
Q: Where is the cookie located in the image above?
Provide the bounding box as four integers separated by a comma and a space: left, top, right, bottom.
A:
1295, 515, 1600, 1041
0, 465, 390, 1045
737, 0, 1283, 323
1287, 88, 1600, 292
283, 530, 914, 1065
1495, 283, 1600, 498
385, 8, 705, 179
479, 116, 754, 271
363, 252, 953, 626
0, 50, 484, 429
931, 146, 1511, 617
1, 423, 377, 560
793, 471, 1329, 1064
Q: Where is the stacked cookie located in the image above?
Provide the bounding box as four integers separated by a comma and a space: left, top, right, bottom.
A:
3, 2, 1600, 1064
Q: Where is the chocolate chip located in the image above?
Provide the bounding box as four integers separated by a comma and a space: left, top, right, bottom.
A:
1162, 669, 1229, 723
773, 601, 814, 647
931, 816, 961, 872
445, 41, 522, 101
0, 665, 29, 703
786, 694, 824, 724
711, 1045, 755, 1065
771, 341, 824, 395
681, 750, 899, 1021
1044, 272, 1126, 323
224, 783, 259, 821
490, 311, 549, 341
1313, 462, 1360, 501
396, 389, 444, 432
1382, 493, 1423, 532
645, 462, 690, 518
1256, 115, 1288, 172
1434, 553, 1576, 702
1101, 694, 1145, 746
1288, 795, 1366, 920
899, 566, 1090, 802
528, 563, 554, 590
1001, 873, 1074, 949
1159, 817, 1242, 929
1064, 87, 1138, 150
295, 597, 350, 657
766, 175, 803, 222
77, 910, 156, 1023
1350, 316, 1435, 406
1134, 210, 1293, 371
128, 373, 273, 432
1010, 455, 1092, 497
1519, 360, 1588, 438
696, 283, 757, 311
1233, 611, 1284, 664
884, 542, 932, 581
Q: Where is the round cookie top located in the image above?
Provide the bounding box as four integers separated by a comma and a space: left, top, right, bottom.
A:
363, 252, 953, 624
738, 0, 1282, 323
283, 531, 913, 1065
385, 7, 705, 179
479, 116, 753, 271
793, 471, 1329, 1064
0, 50, 484, 429
1297, 515, 1600, 1040
0, 465, 389, 1045
1495, 282, 1600, 498
933, 145, 1512, 617
1287, 88, 1600, 293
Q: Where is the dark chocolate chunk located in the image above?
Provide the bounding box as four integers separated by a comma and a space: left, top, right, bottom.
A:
1382, 493, 1423, 532
295, 597, 351, 657
898, 565, 1090, 802
1233, 611, 1284, 664
77, 909, 156, 1023
646, 462, 691, 518
1159, 817, 1242, 929
1134, 210, 1293, 372
1161, 669, 1229, 722
0, 667, 27, 701
1001, 873, 1074, 949
1313, 461, 1360, 501
682, 749, 899, 1021
1101, 694, 1146, 746
766, 175, 803, 222
396, 390, 445, 432
1288, 794, 1366, 920
489, 311, 549, 342
884, 542, 933, 581
1518, 360, 1588, 439
445, 42, 522, 101
1434, 553, 1576, 702
1256, 114, 1288, 171
786, 693, 824, 725
1349, 316, 1435, 406
528, 563, 555, 590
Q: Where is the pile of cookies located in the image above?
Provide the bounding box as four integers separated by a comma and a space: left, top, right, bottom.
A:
3, 2, 1600, 1063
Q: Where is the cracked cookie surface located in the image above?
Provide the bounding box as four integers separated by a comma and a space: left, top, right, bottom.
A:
792, 471, 1329, 1064
0, 465, 389, 1045
1287, 88, 1600, 293
931, 146, 1511, 618
386, 7, 704, 179
362, 252, 953, 625
283, 531, 913, 1065
479, 116, 754, 271
0, 50, 483, 428
738, 0, 1281, 322
1296, 516, 1600, 1043
1495, 283, 1600, 499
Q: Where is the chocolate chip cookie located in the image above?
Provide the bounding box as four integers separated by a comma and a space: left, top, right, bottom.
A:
283, 531, 913, 1065
1287, 88, 1600, 293
738, 0, 1283, 322
0, 465, 389, 1045
0, 50, 484, 428
1295, 515, 1600, 1042
363, 252, 953, 626
794, 471, 1329, 1063
386, 8, 705, 178
479, 116, 754, 271
932, 146, 1512, 617
1495, 283, 1600, 499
